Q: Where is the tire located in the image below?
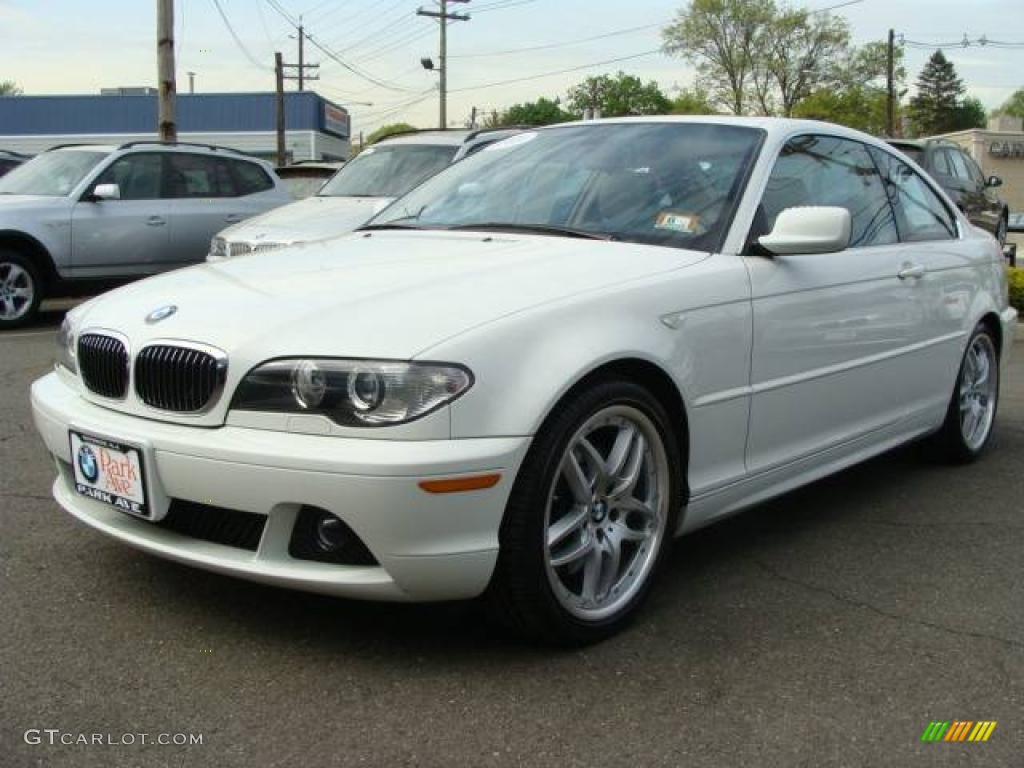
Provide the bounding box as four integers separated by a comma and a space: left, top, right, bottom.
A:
996, 215, 1008, 248
0, 250, 43, 330
929, 323, 1000, 463
486, 377, 683, 645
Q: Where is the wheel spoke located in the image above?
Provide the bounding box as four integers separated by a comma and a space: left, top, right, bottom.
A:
550, 534, 594, 569
598, 534, 621, 597
580, 544, 603, 602
605, 424, 636, 479
577, 437, 608, 491
561, 451, 591, 504
609, 433, 645, 500
547, 506, 588, 548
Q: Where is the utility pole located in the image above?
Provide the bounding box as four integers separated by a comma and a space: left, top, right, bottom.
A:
275, 52, 286, 167
298, 18, 305, 91
417, 0, 470, 129
156, 0, 177, 141
886, 28, 895, 137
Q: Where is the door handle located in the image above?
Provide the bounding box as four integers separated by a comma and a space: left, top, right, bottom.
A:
897, 262, 926, 280
146, 216, 166, 227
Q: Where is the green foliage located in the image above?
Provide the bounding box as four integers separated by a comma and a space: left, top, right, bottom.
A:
500, 97, 573, 126
997, 88, 1024, 119
670, 87, 716, 115
367, 122, 417, 145
565, 72, 672, 117
792, 85, 889, 134
1009, 267, 1024, 314
908, 50, 966, 135
0, 80, 21, 96
952, 97, 987, 131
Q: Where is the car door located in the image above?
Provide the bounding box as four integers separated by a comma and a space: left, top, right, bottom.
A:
961, 152, 1003, 237
944, 149, 987, 232
164, 153, 249, 267
742, 134, 927, 473
869, 147, 970, 410
70, 152, 171, 277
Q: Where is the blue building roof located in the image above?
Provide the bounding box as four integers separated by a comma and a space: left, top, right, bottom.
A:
0, 91, 350, 139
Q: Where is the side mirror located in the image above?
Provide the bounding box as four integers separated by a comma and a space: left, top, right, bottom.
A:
758, 206, 851, 256
986, 175, 1002, 189
92, 183, 121, 201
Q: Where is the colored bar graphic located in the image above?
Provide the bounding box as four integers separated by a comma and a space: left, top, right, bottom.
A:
922, 721, 996, 742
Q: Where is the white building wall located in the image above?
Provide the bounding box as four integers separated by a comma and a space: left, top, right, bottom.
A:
0, 130, 348, 162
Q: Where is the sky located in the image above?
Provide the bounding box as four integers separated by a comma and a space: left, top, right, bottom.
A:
1, 0, 1022, 136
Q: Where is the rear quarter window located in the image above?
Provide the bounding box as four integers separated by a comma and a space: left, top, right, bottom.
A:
231, 160, 275, 195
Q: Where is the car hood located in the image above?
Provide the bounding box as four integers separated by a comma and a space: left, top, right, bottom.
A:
77, 231, 705, 363
218, 195, 394, 244
0, 194, 66, 212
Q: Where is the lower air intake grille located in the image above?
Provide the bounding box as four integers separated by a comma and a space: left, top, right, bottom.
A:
134, 344, 226, 413
78, 333, 129, 399
156, 500, 266, 552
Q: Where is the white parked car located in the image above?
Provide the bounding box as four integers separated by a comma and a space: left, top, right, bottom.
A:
32, 118, 1016, 644
207, 128, 522, 260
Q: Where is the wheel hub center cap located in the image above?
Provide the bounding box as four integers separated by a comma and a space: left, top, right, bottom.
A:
591, 499, 608, 523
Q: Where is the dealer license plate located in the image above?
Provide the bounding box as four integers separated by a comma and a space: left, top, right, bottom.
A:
69, 431, 149, 517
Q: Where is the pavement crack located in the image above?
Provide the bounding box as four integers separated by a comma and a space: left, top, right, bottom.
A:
863, 518, 1024, 530
750, 557, 1024, 651
0, 492, 53, 501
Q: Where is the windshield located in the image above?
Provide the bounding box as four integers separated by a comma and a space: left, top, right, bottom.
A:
0, 150, 107, 196
319, 144, 457, 198
370, 123, 763, 250
892, 144, 924, 164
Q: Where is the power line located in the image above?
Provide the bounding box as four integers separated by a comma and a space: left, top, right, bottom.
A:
899, 33, 1024, 49
448, 48, 664, 94
210, 0, 273, 71
451, 22, 663, 59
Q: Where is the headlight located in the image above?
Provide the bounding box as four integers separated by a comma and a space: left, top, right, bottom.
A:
231, 359, 473, 427
209, 236, 228, 260
55, 316, 77, 373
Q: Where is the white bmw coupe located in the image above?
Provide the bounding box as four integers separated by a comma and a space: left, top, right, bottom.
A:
32, 117, 1016, 644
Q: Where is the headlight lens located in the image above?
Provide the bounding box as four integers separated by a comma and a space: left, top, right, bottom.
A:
209, 236, 228, 259
231, 359, 473, 427
55, 316, 77, 373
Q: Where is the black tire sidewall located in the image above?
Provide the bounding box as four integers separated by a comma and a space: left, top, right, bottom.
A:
0, 250, 42, 329
492, 377, 683, 644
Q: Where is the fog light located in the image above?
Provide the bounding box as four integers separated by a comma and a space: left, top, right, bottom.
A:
315, 514, 348, 552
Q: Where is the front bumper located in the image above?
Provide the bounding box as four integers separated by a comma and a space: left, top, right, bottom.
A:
31, 372, 530, 601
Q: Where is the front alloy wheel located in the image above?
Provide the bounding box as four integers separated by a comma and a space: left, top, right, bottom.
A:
0, 252, 42, 329
487, 378, 682, 645
544, 407, 669, 621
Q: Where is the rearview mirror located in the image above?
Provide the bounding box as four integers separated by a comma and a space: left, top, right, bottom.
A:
986, 175, 1002, 189
758, 206, 851, 256
92, 183, 121, 201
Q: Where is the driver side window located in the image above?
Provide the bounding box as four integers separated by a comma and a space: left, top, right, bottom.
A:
94, 153, 164, 200
754, 135, 898, 249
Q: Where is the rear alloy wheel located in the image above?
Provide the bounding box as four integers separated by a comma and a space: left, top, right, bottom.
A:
487, 379, 682, 645
0, 252, 42, 329
930, 324, 999, 462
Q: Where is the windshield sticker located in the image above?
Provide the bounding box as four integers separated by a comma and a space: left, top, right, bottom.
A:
484, 132, 538, 152
655, 211, 700, 234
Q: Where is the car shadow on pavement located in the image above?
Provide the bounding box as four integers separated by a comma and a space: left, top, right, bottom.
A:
118, 434, 981, 659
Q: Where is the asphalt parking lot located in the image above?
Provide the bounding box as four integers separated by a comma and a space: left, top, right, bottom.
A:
1, 309, 1022, 768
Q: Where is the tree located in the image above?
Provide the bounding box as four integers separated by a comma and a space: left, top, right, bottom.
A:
565, 72, 672, 117
500, 97, 573, 126
751, 7, 850, 116
670, 87, 716, 114
0, 80, 21, 96
366, 122, 416, 145
951, 96, 987, 131
663, 0, 775, 115
995, 88, 1024, 119
793, 85, 889, 134
908, 50, 965, 136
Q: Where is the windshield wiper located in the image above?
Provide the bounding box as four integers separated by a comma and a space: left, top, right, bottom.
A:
358, 222, 431, 232
445, 223, 617, 241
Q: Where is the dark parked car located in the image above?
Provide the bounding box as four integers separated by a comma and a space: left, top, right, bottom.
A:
0, 150, 30, 177
274, 161, 345, 199
888, 139, 1009, 245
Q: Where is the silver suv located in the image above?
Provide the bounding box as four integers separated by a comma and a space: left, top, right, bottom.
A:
0, 142, 291, 328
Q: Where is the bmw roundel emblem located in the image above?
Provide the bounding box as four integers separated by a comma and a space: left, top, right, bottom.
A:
77, 445, 99, 483
146, 305, 178, 324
